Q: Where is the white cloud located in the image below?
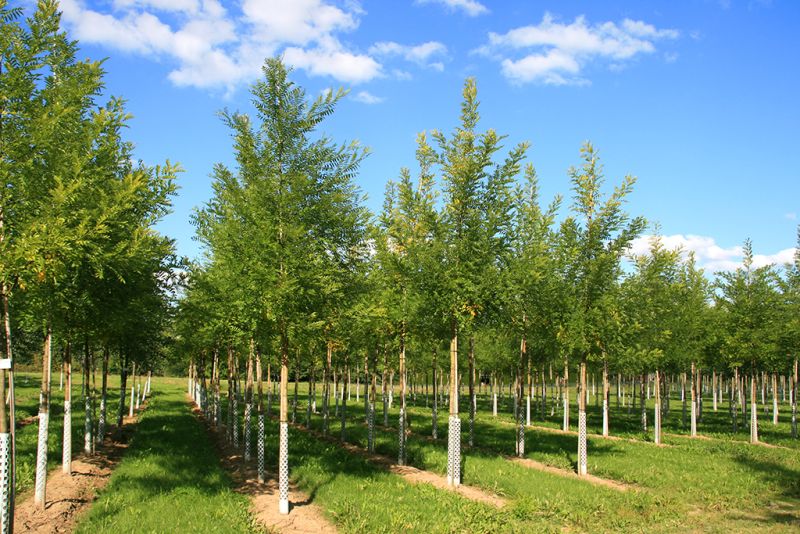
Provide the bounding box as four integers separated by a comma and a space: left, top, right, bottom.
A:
478, 13, 679, 85
628, 234, 797, 273
352, 90, 384, 104
370, 40, 448, 70
416, 0, 488, 17
58, 0, 381, 90
785, 212, 797, 221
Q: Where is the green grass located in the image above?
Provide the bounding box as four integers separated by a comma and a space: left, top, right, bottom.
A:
246, 381, 800, 532
259, 407, 570, 533
74, 378, 260, 534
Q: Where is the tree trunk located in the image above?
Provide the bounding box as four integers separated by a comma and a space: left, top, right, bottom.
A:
516, 333, 526, 458
323, 341, 332, 434
368, 351, 376, 453
34, 324, 52, 507
750, 371, 759, 444
772, 373, 778, 425
256, 347, 265, 484
340, 363, 348, 441
0, 282, 15, 533
654, 370, 662, 445
791, 358, 797, 439
97, 346, 109, 447
563, 359, 570, 432
446, 321, 460, 487
640, 373, 647, 432
244, 341, 254, 462
383, 348, 389, 427
712, 370, 718, 412
602, 359, 609, 437
117, 354, 128, 429
431, 348, 438, 439
278, 328, 290, 515
398, 326, 408, 465
689, 362, 697, 438
291, 359, 299, 425
468, 336, 475, 448
83, 339, 93, 455
62, 342, 72, 474
577, 360, 587, 476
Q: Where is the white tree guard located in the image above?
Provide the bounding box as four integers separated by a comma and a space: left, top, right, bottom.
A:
431, 401, 438, 439
773, 396, 778, 425
517, 420, 525, 457
492, 393, 497, 417
63, 400, 72, 473
367, 402, 375, 453
98, 397, 106, 446
129, 384, 135, 418
563, 397, 569, 431
446, 415, 461, 486
690, 400, 697, 437
215, 392, 221, 427
84, 395, 92, 454
257, 414, 265, 484
398, 408, 406, 465
0, 432, 10, 534
526, 396, 530, 427
34, 412, 49, 505
244, 403, 252, 461
577, 410, 587, 476
602, 399, 609, 437
233, 396, 240, 449
279, 422, 289, 514
654, 403, 661, 445
468, 395, 475, 447
750, 402, 758, 443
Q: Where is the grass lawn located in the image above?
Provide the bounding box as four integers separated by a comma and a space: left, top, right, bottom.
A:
73, 377, 260, 533
239, 380, 799, 532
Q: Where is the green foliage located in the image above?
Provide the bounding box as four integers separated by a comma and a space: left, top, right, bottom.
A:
558, 143, 646, 363
716, 239, 782, 371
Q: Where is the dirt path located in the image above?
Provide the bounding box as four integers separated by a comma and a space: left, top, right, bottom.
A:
300, 425, 506, 509
193, 404, 337, 534
14, 416, 138, 533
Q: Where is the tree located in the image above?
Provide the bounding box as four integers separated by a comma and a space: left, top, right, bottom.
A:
716, 239, 781, 444
418, 78, 530, 485
559, 143, 645, 475
192, 58, 368, 514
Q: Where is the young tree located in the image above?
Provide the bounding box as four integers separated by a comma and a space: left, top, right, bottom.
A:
192, 58, 368, 514
716, 239, 780, 444
560, 143, 645, 475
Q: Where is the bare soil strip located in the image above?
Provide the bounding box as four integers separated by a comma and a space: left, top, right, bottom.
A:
15, 415, 139, 533
299, 425, 506, 509
193, 404, 337, 534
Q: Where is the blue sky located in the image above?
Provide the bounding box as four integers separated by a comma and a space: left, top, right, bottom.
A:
51, 0, 798, 272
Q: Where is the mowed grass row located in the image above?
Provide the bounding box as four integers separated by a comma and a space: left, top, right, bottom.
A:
74, 377, 259, 534
257, 404, 572, 533
243, 383, 799, 532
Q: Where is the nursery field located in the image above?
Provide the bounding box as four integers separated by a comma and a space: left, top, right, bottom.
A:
41, 376, 796, 533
